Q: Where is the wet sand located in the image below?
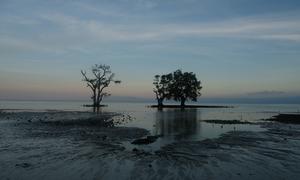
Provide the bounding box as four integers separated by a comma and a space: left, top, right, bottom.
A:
1, 111, 300, 180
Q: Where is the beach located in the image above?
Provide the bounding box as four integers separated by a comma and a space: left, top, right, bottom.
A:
1, 104, 300, 180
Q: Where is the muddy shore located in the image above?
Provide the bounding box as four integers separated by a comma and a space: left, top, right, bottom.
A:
1, 111, 300, 180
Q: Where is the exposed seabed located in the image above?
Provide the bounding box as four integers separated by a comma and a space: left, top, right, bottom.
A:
0, 110, 300, 180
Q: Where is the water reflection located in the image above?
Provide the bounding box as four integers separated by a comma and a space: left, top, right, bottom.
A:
154, 109, 201, 140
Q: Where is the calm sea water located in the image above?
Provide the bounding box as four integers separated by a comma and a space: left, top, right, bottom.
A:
1, 100, 300, 148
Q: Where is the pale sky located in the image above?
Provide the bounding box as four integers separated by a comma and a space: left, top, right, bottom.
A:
0, 0, 300, 101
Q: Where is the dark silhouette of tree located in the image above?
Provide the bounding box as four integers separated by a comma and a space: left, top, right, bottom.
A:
81, 64, 121, 107
170, 70, 202, 107
153, 73, 172, 107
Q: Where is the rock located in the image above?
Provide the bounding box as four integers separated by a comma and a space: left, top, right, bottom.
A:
131, 139, 148, 145
131, 135, 159, 145
102, 135, 107, 140
16, 163, 31, 168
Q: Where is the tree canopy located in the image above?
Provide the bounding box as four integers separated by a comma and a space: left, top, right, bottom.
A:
170, 70, 202, 106
153, 73, 173, 107
153, 69, 202, 107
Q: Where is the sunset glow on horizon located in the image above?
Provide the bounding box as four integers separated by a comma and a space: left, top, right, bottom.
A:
1, 0, 300, 102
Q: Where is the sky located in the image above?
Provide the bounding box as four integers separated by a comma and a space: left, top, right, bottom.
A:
0, 0, 300, 102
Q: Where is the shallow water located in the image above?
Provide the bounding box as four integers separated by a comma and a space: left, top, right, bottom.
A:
84, 102, 299, 140
1, 101, 300, 148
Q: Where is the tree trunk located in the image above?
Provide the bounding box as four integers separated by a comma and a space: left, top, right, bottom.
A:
157, 98, 163, 107
96, 89, 101, 107
92, 89, 97, 106
180, 97, 186, 107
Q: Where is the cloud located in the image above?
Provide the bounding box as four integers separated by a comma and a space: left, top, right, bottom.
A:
38, 13, 300, 42
1, 11, 300, 55
257, 34, 300, 41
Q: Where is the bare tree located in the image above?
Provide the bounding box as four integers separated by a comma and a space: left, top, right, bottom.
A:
81, 64, 121, 107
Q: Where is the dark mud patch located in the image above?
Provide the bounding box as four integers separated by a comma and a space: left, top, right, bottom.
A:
41, 115, 115, 127
131, 135, 161, 145
203, 120, 252, 124
266, 114, 300, 124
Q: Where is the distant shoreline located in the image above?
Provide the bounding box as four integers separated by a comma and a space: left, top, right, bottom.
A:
149, 105, 233, 108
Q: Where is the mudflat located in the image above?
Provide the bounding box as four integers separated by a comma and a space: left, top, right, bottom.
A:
0, 110, 300, 180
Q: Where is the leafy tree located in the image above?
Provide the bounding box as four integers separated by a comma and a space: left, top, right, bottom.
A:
153, 73, 172, 107
170, 70, 202, 107
81, 64, 121, 107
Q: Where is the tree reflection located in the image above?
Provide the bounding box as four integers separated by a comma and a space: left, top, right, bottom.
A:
155, 108, 201, 140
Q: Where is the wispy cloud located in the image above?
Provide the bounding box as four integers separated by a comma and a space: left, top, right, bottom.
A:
257, 34, 300, 41
38, 13, 300, 42
1, 11, 300, 55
